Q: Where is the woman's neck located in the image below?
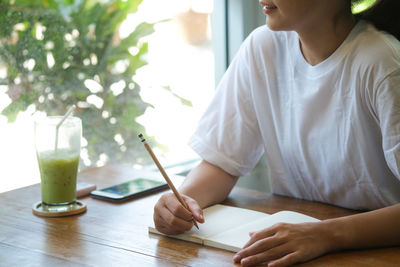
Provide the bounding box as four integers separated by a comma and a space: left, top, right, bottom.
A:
297, 14, 357, 66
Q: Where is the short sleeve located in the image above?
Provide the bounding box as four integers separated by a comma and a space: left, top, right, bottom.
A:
375, 69, 400, 180
188, 37, 264, 177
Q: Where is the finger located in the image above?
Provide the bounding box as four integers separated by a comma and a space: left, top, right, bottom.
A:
183, 196, 204, 223
234, 235, 283, 263
154, 208, 193, 234
267, 251, 300, 267
164, 193, 194, 221
153, 194, 193, 233
240, 244, 293, 267
156, 222, 186, 236
242, 226, 278, 249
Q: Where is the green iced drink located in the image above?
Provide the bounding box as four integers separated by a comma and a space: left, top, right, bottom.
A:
38, 149, 79, 205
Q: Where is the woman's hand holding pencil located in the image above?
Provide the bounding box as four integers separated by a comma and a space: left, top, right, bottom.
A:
139, 134, 203, 233
153, 192, 204, 235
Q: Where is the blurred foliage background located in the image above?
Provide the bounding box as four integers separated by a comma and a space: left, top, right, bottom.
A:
0, 0, 169, 167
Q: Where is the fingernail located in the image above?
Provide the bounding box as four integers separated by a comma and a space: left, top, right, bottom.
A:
195, 211, 203, 220
233, 254, 240, 262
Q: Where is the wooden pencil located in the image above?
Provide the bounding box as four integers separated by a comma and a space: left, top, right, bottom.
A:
138, 134, 199, 229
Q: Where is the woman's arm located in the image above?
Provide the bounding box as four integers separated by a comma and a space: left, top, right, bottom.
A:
153, 160, 238, 235
234, 203, 400, 267
327, 202, 400, 249
179, 160, 239, 208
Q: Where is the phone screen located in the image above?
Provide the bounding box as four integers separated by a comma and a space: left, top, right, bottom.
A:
90, 178, 168, 202
102, 178, 166, 195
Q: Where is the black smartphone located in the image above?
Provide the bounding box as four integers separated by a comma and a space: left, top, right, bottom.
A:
90, 177, 168, 202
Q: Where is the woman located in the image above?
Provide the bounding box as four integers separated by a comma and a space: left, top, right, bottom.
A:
153, 0, 400, 266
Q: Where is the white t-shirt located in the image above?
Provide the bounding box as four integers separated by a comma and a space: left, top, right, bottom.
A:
188, 21, 400, 210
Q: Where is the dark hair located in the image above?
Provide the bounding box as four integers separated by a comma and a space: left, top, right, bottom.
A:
353, 0, 400, 40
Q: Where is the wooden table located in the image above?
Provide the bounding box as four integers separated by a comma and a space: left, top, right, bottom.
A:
1, 165, 399, 266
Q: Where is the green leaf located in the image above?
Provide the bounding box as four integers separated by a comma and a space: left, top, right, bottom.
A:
120, 22, 155, 48
124, 41, 148, 74
1, 93, 33, 122
162, 86, 193, 107
109, 0, 143, 27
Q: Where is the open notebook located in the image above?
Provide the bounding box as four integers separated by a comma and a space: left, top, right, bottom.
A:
148, 204, 320, 252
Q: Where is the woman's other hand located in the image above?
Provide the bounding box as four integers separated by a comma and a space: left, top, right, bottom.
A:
233, 221, 334, 267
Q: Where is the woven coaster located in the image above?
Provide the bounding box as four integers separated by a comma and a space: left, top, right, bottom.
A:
32, 201, 86, 217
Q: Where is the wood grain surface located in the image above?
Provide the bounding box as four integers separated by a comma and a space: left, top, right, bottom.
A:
1, 164, 399, 266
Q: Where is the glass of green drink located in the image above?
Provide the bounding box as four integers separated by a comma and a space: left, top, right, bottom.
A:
34, 116, 81, 212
